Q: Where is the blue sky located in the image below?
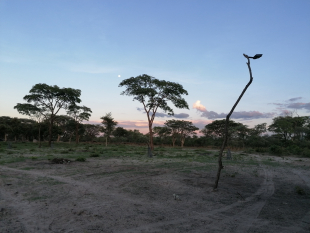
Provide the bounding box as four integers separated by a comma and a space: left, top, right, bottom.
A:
1, 0, 309, 133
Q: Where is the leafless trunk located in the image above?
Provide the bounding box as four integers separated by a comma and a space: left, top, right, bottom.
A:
38, 124, 41, 148
214, 55, 254, 190
148, 124, 154, 150
48, 117, 54, 147
172, 137, 176, 147
181, 137, 185, 147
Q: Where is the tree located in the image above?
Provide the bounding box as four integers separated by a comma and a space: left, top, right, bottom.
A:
83, 124, 101, 142
214, 54, 260, 190
153, 126, 171, 146
164, 120, 180, 147
14, 103, 45, 147
113, 127, 129, 138
14, 83, 81, 146
165, 120, 198, 147
268, 116, 309, 143
54, 115, 76, 142
119, 74, 189, 150
176, 120, 199, 147
100, 112, 118, 146
67, 105, 92, 144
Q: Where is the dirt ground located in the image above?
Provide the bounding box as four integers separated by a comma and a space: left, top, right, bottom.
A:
0, 154, 310, 233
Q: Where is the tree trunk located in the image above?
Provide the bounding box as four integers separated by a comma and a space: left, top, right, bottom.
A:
76, 123, 79, 144
38, 124, 41, 148
105, 136, 107, 147
48, 117, 54, 147
181, 137, 185, 147
5, 134, 7, 142
148, 124, 154, 150
214, 55, 254, 190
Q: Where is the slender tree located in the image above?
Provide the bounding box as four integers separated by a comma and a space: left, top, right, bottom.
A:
14, 84, 81, 147
165, 120, 198, 147
214, 54, 261, 190
164, 120, 180, 147
67, 105, 92, 144
119, 74, 189, 150
100, 112, 118, 146
14, 103, 45, 147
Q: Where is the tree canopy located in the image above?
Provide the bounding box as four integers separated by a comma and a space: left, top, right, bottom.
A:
101, 112, 118, 146
14, 83, 81, 146
119, 74, 189, 150
67, 105, 92, 144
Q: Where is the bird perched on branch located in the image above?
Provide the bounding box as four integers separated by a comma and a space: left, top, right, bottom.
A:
243, 54, 263, 59
251, 54, 263, 59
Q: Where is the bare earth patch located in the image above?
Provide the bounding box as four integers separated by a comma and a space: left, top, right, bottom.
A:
0, 155, 310, 233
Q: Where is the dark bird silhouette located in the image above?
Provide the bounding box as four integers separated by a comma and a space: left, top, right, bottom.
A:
250, 54, 263, 59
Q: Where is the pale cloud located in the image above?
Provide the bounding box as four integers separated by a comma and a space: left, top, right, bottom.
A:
288, 97, 302, 102
193, 100, 207, 112
137, 108, 189, 119
194, 100, 274, 120
271, 97, 310, 112
287, 102, 310, 111
200, 110, 274, 120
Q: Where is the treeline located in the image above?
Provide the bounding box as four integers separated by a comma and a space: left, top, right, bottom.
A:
1, 115, 310, 156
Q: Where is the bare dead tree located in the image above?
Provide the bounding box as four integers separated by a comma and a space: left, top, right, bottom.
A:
214, 53, 262, 190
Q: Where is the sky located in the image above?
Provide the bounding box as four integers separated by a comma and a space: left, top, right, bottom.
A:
1, 0, 310, 134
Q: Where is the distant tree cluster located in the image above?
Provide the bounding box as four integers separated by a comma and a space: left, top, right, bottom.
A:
0, 78, 308, 157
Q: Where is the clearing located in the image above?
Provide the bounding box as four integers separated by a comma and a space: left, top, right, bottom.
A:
0, 143, 309, 232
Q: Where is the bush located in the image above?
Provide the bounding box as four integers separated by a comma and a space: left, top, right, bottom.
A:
269, 145, 283, 155
76, 157, 86, 162
287, 145, 302, 155
90, 153, 100, 157
302, 148, 310, 157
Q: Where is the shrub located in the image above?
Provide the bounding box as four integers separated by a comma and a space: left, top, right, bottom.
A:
90, 153, 100, 157
269, 145, 283, 155
302, 148, 310, 157
76, 157, 86, 162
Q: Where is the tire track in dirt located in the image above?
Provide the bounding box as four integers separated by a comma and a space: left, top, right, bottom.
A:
0, 165, 162, 207
119, 166, 275, 233
289, 168, 310, 232
3, 164, 306, 233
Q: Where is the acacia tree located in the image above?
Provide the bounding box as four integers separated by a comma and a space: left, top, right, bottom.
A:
119, 74, 189, 150
83, 124, 101, 142
14, 83, 81, 147
164, 120, 179, 147
67, 105, 92, 144
14, 103, 45, 147
165, 120, 198, 147
177, 121, 199, 147
101, 112, 118, 146
153, 126, 171, 146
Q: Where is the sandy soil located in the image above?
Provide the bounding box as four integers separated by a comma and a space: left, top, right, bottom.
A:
0, 154, 310, 233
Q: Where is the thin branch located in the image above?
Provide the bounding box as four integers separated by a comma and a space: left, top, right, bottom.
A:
214, 54, 254, 190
